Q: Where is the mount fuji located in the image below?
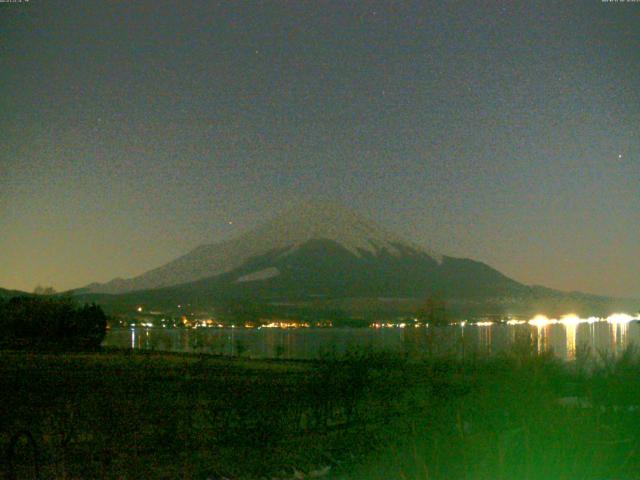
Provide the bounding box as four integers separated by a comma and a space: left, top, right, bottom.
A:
79, 203, 631, 317
83, 202, 518, 296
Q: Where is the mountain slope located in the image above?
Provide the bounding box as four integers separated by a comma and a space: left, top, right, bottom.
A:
83, 237, 636, 318
77, 203, 637, 317
177, 239, 524, 300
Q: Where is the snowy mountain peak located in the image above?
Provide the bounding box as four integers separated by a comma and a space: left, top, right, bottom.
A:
246, 201, 440, 260
83, 202, 441, 294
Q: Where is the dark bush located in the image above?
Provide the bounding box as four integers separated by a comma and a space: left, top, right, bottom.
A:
0, 296, 107, 350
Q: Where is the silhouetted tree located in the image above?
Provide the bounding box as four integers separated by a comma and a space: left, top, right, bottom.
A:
0, 296, 107, 350
417, 296, 448, 326
33, 285, 57, 295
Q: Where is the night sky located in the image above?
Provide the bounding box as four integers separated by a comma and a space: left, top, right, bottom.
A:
1, 1, 638, 298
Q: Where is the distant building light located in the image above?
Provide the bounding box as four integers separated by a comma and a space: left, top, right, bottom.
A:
607, 313, 636, 324
529, 315, 557, 327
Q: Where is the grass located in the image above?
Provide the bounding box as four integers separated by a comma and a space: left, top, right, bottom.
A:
1, 345, 640, 479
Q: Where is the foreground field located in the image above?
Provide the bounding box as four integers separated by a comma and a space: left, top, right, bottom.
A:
2, 346, 640, 479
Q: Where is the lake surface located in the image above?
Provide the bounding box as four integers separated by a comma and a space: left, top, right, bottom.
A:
103, 319, 640, 361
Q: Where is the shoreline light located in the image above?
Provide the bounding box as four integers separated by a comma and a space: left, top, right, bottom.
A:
529, 315, 557, 327
506, 319, 526, 325
559, 314, 583, 325
607, 313, 636, 324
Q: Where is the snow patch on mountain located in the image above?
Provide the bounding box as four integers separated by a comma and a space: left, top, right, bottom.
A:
235, 267, 280, 283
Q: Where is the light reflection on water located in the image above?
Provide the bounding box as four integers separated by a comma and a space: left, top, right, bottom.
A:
565, 322, 577, 360
103, 322, 640, 361
610, 321, 629, 350
535, 324, 546, 355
